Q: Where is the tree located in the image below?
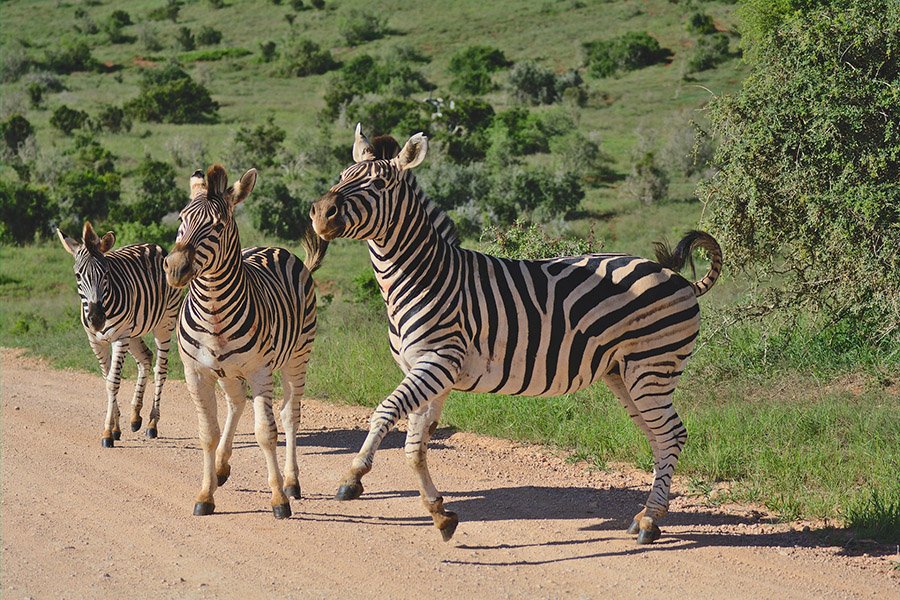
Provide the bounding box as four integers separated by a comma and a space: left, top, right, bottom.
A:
0, 181, 56, 245
125, 63, 219, 124
699, 0, 900, 327
448, 45, 509, 95
111, 157, 182, 225
583, 32, 668, 78
1, 115, 33, 154
50, 105, 89, 135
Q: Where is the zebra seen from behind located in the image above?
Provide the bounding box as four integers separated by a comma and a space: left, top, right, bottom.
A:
57, 222, 181, 447
308, 126, 722, 544
164, 166, 325, 519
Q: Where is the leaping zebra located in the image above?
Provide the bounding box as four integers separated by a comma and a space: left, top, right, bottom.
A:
57, 222, 181, 447
164, 165, 325, 519
308, 126, 722, 544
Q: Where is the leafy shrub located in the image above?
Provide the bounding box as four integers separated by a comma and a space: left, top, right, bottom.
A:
350, 270, 383, 312
165, 135, 208, 168
623, 150, 668, 205
57, 169, 121, 223
290, 0, 305, 10
125, 63, 219, 124
700, 0, 900, 325
583, 31, 668, 78
345, 97, 429, 138
1, 40, 33, 83
50, 105, 89, 135
260, 41, 277, 63
110, 157, 182, 225
43, 39, 96, 74
338, 8, 387, 46
197, 26, 223, 46
737, 0, 852, 56
426, 97, 495, 163
508, 61, 559, 105
176, 27, 195, 51
0, 180, 56, 245
1, 115, 33, 154
278, 38, 337, 77
417, 160, 491, 212
103, 10, 134, 43
27, 84, 42, 107
310, 0, 325, 8
660, 115, 714, 177
448, 45, 509, 95
148, 0, 182, 23
322, 54, 432, 120
248, 177, 312, 240
208, 0, 225, 8
482, 219, 598, 260
685, 33, 731, 73
95, 105, 132, 133
139, 24, 164, 52
178, 47, 251, 62
111, 220, 178, 247
686, 12, 716, 35
548, 130, 616, 186
487, 168, 584, 223
229, 116, 286, 169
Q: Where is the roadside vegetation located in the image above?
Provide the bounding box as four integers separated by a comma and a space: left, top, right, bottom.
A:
0, 0, 896, 543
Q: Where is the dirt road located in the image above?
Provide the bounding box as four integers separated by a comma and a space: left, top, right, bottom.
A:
1, 349, 896, 599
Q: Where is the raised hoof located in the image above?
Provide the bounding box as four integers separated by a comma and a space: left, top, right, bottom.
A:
193, 502, 215, 516
112, 430, 122, 441
217, 472, 230, 487
146, 428, 158, 439
439, 512, 459, 542
130, 418, 142, 432
636, 524, 661, 545
335, 482, 363, 501
283, 484, 302, 500
273, 503, 292, 519
626, 518, 640, 535
101, 437, 114, 448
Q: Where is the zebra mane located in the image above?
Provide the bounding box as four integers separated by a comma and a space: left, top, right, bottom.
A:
370, 135, 461, 247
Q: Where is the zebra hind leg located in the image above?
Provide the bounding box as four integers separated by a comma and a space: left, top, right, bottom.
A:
280, 356, 309, 501
249, 371, 291, 519
405, 394, 457, 541
128, 338, 153, 433
147, 328, 173, 439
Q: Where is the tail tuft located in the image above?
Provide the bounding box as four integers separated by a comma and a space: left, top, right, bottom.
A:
654, 230, 722, 297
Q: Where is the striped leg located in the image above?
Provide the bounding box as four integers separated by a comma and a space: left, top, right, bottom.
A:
147, 327, 173, 439
185, 362, 219, 516
249, 370, 291, 519
280, 354, 310, 500
127, 338, 152, 434
215, 378, 247, 488
101, 340, 128, 448
619, 360, 688, 544
88, 336, 111, 379
405, 393, 457, 541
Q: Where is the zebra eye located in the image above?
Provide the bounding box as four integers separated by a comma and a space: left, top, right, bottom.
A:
75, 273, 81, 281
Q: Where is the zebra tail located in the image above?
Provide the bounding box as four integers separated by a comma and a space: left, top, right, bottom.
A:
301, 220, 329, 273
653, 230, 722, 298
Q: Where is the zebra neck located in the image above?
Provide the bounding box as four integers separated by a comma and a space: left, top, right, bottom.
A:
191, 226, 248, 300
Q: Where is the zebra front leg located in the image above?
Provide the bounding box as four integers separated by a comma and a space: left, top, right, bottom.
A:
88, 336, 111, 379
405, 393, 458, 541
146, 328, 173, 439
185, 363, 220, 516
100, 341, 128, 447
280, 356, 310, 500
249, 370, 291, 519
127, 338, 153, 433
215, 378, 247, 487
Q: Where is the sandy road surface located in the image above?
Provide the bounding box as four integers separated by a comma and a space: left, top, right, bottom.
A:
1, 349, 897, 599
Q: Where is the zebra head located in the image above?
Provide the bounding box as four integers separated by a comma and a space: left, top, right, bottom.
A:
309, 124, 427, 242
164, 165, 256, 288
57, 221, 115, 332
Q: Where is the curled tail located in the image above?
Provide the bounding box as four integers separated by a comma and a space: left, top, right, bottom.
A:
653, 230, 722, 297
301, 219, 328, 273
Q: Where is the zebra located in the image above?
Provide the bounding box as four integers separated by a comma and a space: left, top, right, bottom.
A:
163, 165, 325, 519
308, 126, 722, 544
57, 221, 181, 447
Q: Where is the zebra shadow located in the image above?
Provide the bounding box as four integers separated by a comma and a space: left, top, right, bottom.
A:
296, 426, 453, 454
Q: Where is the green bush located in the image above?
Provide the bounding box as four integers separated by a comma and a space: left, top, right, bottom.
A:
95, 105, 132, 133
196, 26, 222, 46
103, 10, 134, 44
338, 8, 387, 46
624, 150, 668, 205
43, 39, 96, 74
176, 27, 195, 51
58, 169, 121, 223
110, 157, 182, 225
346, 97, 429, 138
686, 11, 716, 35
508, 61, 559, 105
248, 177, 311, 240
1, 40, 33, 83
482, 219, 598, 260
278, 38, 337, 77
112, 220, 178, 247
426, 97, 495, 164
0, 180, 56, 245
700, 0, 900, 326
1, 115, 33, 154
487, 168, 584, 223
148, 0, 182, 23
322, 54, 432, 120
737, 0, 852, 56
549, 130, 616, 186
583, 31, 668, 78
260, 41, 277, 63
230, 116, 286, 169
125, 63, 219, 124
685, 33, 731, 73
417, 160, 491, 212
448, 45, 509, 95
50, 105, 89, 135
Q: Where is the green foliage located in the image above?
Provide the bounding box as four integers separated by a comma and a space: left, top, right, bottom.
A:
95, 105, 132, 134
508, 61, 559, 105
322, 54, 432, 120
178, 47, 252, 62
350, 270, 384, 312
583, 31, 668, 78
346, 97, 429, 138
685, 32, 731, 73
448, 45, 510, 95
112, 220, 178, 247
125, 63, 219, 124
230, 116, 286, 168
260, 41, 277, 63
248, 178, 311, 241
700, 0, 900, 327
686, 11, 716, 34
487, 167, 584, 223
0, 181, 55, 245
176, 27, 195, 51
110, 156, 182, 225
549, 130, 616, 186
624, 150, 669, 205
43, 39, 96, 74
50, 105, 89, 135
196, 26, 223, 46
482, 219, 598, 259
277, 37, 337, 77
58, 169, 121, 224
737, 0, 852, 55
337, 8, 388, 46
843, 488, 900, 544
427, 97, 495, 164
1, 115, 33, 154
148, 0, 183, 23
0, 40, 33, 83
103, 10, 134, 44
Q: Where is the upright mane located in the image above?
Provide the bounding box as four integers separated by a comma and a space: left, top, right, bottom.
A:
370, 135, 461, 247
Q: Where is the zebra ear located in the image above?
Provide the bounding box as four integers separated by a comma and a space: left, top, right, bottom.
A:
396, 133, 427, 171
57, 228, 80, 257
352, 123, 376, 163
98, 231, 116, 254
228, 168, 257, 206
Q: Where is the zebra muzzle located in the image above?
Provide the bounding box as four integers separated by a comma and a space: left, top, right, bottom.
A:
164, 247, 196, 288
87, 302, 105, 330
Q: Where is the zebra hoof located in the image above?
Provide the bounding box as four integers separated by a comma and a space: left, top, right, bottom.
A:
193, 502, 215, 516
130, 418, 142, 432
283, 484, 302, 500
101, 437, 114, 448
636, 524, 661, 545
335, 482, 363, 501
439, 512, 459, 542
273, 503, 292, 519
146, 428, 158, 439
217, 472, 230, 487
112, 431, 122, 441
626, 518, 640, 535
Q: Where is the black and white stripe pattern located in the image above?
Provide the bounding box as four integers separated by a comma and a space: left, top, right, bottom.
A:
309, 127, 722, 543
58, 222, 181, 447
164, 165, 323, 519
